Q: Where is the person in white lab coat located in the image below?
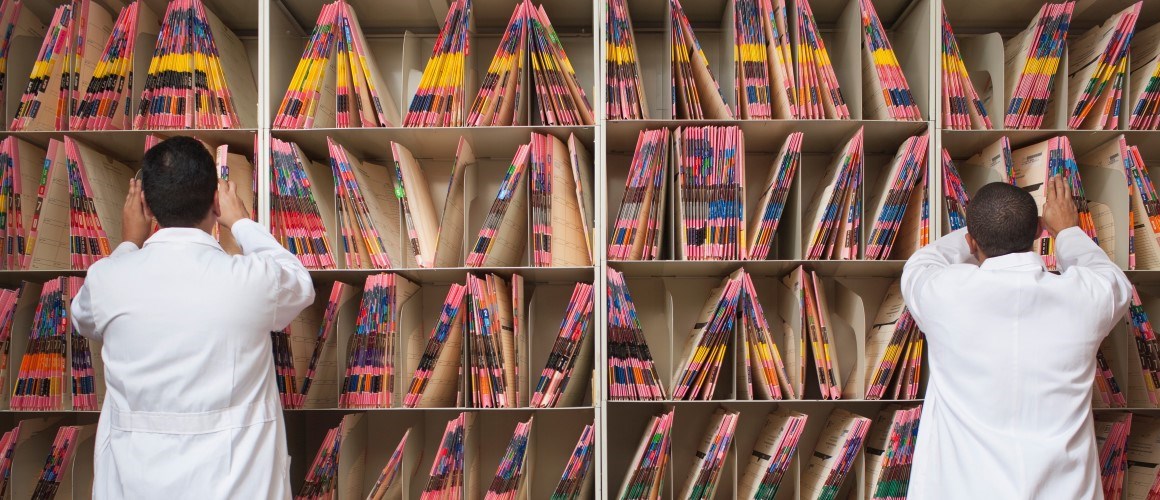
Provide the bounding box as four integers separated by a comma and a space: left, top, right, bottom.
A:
71, 137, 315, 499
902, 177, 1131, 499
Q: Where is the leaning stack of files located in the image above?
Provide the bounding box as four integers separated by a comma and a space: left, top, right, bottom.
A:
865, 405, 922, 500
1124, 415, 1160, 498
799, 409, 871, 500
1126, 287, 1160, 407
733, 0, 795, 120
1095, 348, 1126, 408
404, 0, 471, 127
1113, 138, 1160, 270
270, 138, 337, 270
794, 0, 850, 119
782, 265, 844, 400
529, 282, 594, 408
0, 286, 21, 394
859, 0, 921, 121
605, 0, 648, 119
469, 0, 593, 126
617, 409, 673, 499
941, 6, 992, 130
486, 417, 533, 498
674, 125, 746, 261
738, 410, 808, 499
864, 281, 924, 400
274, 0, 399, 129
328, 138, 404, 269
462, 274, 525, 408
941, 150, 970, 232
677, 408, 739, 499
365, 429, 415, 500
747, 132, 802, 260
608, 128, 669, 261
271, 328, 302, 409
466, 144, 530, 267
1129, 23, 1160, 130
1008, 136, 1099, 270
670, 0, 731, 119
403, 284, 469, 408
297, 282, 348, 407
529, 133, 595, 267
12, 277, 87, 411
1095, 412, 1132, 500
32, 425, 90, 500
1066, 3, 1139, 130
865, 134, 929, 261
1003, 2, 1074, 130
0, 137, 44, 269
339, 273, 418, 409
552, 424, 594, 499
803, 128, 864, 260
0, 0, 37, 117
134, 0, 257, 129
295, 422, 343, 499
422, 412, 474, 499
0, 423, 17, 497
70, 326, 98, 411
607, 268, 665, 401
71, 1, 159, 131
392, 137, 473, 268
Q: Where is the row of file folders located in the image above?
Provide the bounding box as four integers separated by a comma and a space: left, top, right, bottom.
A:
271, 273, 594, 410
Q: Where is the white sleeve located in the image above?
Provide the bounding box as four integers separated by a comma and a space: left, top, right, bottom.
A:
230, 219, 315, 329
71, 279, 100, 342
901, 228, 976, 327
1054, 226, 1132, 333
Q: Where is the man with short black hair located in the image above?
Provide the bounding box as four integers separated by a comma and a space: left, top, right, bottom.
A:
902, 177, 1131, 499
71, 136, 313, 499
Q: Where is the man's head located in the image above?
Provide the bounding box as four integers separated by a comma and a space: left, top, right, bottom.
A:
965, 181, 1040, 260
141, 137, 218, 228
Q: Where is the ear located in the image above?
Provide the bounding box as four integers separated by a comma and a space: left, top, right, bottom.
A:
965, 232, 978, 254
212, 188, 222, 218
139, 184, 154, 220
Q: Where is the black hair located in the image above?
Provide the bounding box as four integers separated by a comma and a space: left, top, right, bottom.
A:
141, 136, 217, 228
966, 181, 1040, 257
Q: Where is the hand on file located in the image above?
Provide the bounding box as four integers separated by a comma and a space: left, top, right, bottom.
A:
1044, 175, 1079, 237
217, 180, 249, 230
122, 179, 151, 248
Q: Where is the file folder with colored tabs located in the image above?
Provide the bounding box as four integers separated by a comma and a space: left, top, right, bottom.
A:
794, 0, 850, 119
864, 280, 924, 400
607, 268, 665, 401
747, 132, 801, 260
859, 0, 921, 121
71, 1, 160, 131
404, 0, 471, 127
616, 409, 673, 500
338, 273, 418, 409
270, 138, 338, 270
1066, 3, 1139, 130
677, 408, 738, 499
865, 134, 929, 261
675, 125, 746, 261
865, 404, 922, 499
486, 417, 533, 498
941, 7, 992, 130
1002, 2, 1073, 130
466, 144, 529, 268
529, 282, 593, 408
605, 0, 647, 120
803, 128, 863, 260
799, 408, 870, 500
530, 132, 594, 267
608, 128, 669, 261
738, 409, 807, 499
733, 0, 795, 120
1129, 22, 1160, 130
327, 138, 403, 269
670, 0, 731, 120
551, 424, 594, 500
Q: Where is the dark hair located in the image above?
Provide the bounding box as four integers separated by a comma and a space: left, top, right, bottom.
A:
142, 136, 217, 227
966, 181, 1040, 257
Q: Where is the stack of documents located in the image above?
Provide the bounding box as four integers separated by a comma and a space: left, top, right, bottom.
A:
605, 0, 647, 120
466, 144, 530, 267
804, 128, 864, 260
393, 138, 472, 269
71, 1, 153, 131
33, 425, 90, 500
608, 128, 669, 261
782, 265, 843, 400
800, 408, 870, 500
674, 126, 746, 260
13, 277, 89, 411
1066, 3, 1140, 130
617, 409, 673, 499
1096, 412, 1132, 499
270, 138, 337, 270
860, 0, 921, 121
366, 429, 414, 500
795, 0, 849, 119
274, 0, 399, 129
486, 417, 533, 499
403, 284, 469, 408
865, 134, 929, 260
1127, 287, 1160, 406
1095, 349, 1126, 408
530, 133, 594, 267
0, 137, 43, 269
422, 412, 474, 498
678, 408, 739, 499
738, 410, 807, 499
328, 137, 403, 269
1003, 2, 1074, 130
1008, 136, 1098, 270
296, 421, 343, 499
10, 1, 103, 131
670, 0, 731, 119
940, 6, 991, 130
463, 273, 525, 408
271, 328, 301, 409
865, 281, 924, 400
339, 273, 419, 409
733, 0, 794, 119
607, 268, 665, 401
748, 132, 802, 260
135, 0, 255, 129
552, 424, 594, 500
865, 405, 922, 499
404, 0, 471, 127
940, 149, 970, 232
530, 282, 594, 408
1129, 23, 1160, 130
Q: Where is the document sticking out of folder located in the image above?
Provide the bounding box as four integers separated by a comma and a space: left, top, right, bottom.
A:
339, 273, 418, 409
609, 128, 669, 261
865, 134, 929, 261
804, 128, 863, 260
795, 0, 849, 119
1096, 412, 1131, 500
1066, 3, 1139, 130
799, 408, 870, 500
1003, 2, 1074, 130
864, 404, 921, 499
605, 0, 648, 120
677, 407, 738, 499
530, 282, 593, 408
553, 423, 595, 499
864, 281, 923, 400
270, 138, 338, 270
486, 417, 533, 498
738, 409, 807, 499
275, 0, 400, 129
733, 0, 795, 120
404, 0, 471, 127
1129, 23, 1160, 130
422, 412, 476, 498
616, 409, 673, 499
941, 6, 992, 130
675, 126, 746, 261
859, 0, 921, 121
607, 268, 665, 401
670, 0, 731, 120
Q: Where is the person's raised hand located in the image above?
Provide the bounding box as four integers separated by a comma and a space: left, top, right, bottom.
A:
122, 178, 152, 248
216, 179, 249, 229
1043, 174, 1079, 237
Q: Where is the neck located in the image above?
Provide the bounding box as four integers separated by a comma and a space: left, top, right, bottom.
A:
159, 218, 216, 234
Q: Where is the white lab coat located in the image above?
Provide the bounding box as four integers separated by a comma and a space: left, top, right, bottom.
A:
901, 227, 1131, 499
71, 219, 314, 499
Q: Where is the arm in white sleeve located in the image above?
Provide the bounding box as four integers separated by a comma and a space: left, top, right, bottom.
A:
71, 280, 100, 341
229, 219, 315, 329
1053, 226, 1132, 332
901, 228, 976, 326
